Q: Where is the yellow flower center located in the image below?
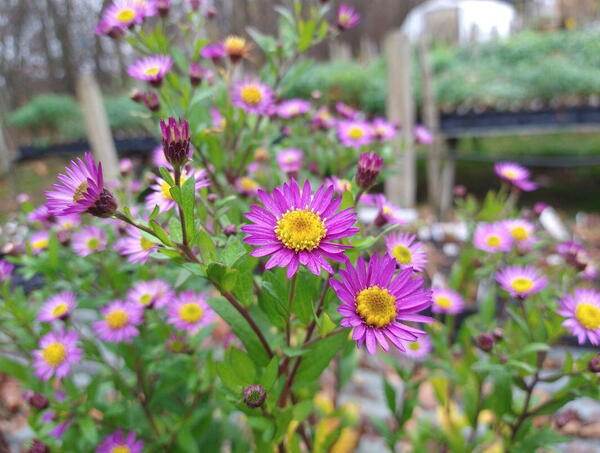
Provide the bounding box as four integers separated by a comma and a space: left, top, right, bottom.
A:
356, 286, 396, 328
240, 177, 258, 191
340, 13, 350, 22
62, 221, 74, 230
111, 447, 131, 453
143, 66, 160, 76
86, 237, 101, 250
106, 310, 129, 330
338, 179, 352, 192
140, 294, 153, 305
32, 238, 49, 250
51, 303, 69, 318
435, 296, 452, 309
240, 85, 263, 106
73, 180, 89, 202
140, 237, 155, 251
382, 206, 393, 215
408, 341, 421, 351
160, 174, 187, 200
179, 303, 203, 323
502, 169, 518, 180
225, 36, 246, 55
43, 343, 66, 367
392, 245, 412, 265
116, 8, 136, 23
575, 303, 600, 330
348, 127, 364, 140
510, 226, 529, 241
275, 208, 327, 252
510, 277, 533, 293
485, 235, 501, 247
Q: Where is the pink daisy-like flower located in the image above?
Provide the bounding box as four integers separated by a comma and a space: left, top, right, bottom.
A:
371, 118, 397, 141
337, 120, 373, 148
127, 55, 173, 86
0, 260, 14, 282
29, 231, 50, 255
496, 265, 548, 299
557, 288, 600, 345
134, 0, 158, 17
335, 102, 358, 120
45, 153, 116, 217
385, 231, 427, 272
71, 226, 107, 257
502, 219, 536, 251
167, 290, 215, 332
115, 227, 158, 263
145, 168, 210, 213
276, 99, 311, 119
373, 194, 407, 226
331, 254, 433, 355
96, 430, 144, 453
38, 291, 77, 323
93, 300, 144, 343
201, 42, 227, 61
400, 334, 432, 360
311, 106, 336, 130
337, 4, 360, 30
276, 148, 303, 175
473, 222, 512, 253
55, 213, 81, 232
494, 161, 537, 192
431, 287, 464, 315
127, 280, 173, 309
27, 205, 55, 227
326, 177, 352, 195
414, 124, 434, 144
236, 176, 261, 195
99, 0, 145, 31
33, 330, 82, 381
242, 179, 359, 278
231, 79, 274, 115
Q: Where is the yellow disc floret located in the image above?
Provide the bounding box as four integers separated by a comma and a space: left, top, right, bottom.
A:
179, 303, 203, 323
434, 296, 452, 309
43, 343, 67, 367
225, 36, 247, 56
73, 180, 89, 202
510, 226, 529, 241
486, 235, 501, 247
275, 208, 327, 252
116, 8, 136, 23
575, 303, 600, 330
106, 310, 129, 330
392, 245, 412, 265
52, 303, 69, 318
111, 446, 131, 453
511, 277, 533, 293
240, 85, 263, 106
143, 66, 160, 76
348, 127, 364, 140
140, 237, 155, 251
356, 286, 396, 328
408, 341, 421, 351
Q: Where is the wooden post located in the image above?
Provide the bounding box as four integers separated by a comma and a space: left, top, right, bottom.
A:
76, 72, 119, 181
0, 127, 11, 176
440, 139, 457, 219
384, 30, 415, 207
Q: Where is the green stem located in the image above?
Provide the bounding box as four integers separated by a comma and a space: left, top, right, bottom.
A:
286, 275, 297, 347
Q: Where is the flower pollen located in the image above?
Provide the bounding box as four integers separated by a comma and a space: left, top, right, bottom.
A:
179, 303, 203, 323
275, 208, 327, 252
348, 127, 364, 140
43, 343, 66, 367
486, 235, 501, 247
240, 85, 262, 106
575, 303, 600, 330
73, 181, 89, 202
106, 310, 129, 330
511, 226, 528, 241
356, 286, 396, 328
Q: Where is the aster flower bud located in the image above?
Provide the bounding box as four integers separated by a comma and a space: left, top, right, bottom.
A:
160, 118, 191, 167
243, 385, 266, 408
157, 0, 171, 17
206, 6, 217, 19
453, 184, 467, 198
87, 189, 118, 218
27, 392, 49, 410
224, 224, 237, 236
189, 63, 206, 86
588, 353, 600, 373
143, 92, 160, 112
27, 440, 50, 453
129, 88, 144, 103
475, 333, 494, 352
356, 152, 384, 189
492, 327, 504, 341
207, 193, 218, 203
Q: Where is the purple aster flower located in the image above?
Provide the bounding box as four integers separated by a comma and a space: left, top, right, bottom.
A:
356, 151, 384, 189
93, 300, 144, 343
373, 194, 407, 226
337, 4, 360, 30
115, 227, 158, 263
276, 99, 311, 119
385, 231, 427, 272
400, 334, 432, 360
201, 42, 226, 61
98, 0, 145, 31
331, 254, 433, 355
136, 0, 158, 17
496, 265, 548, 299
71, 226, 107, 257
45, 153, 117, 218
55, 213, 81, 232
311, 106, 336, 130
167, 290, 215, 332
27, 205, 55, 227
29, 231, 50, 255
231, 79, 274, 115
236, 176, 261, 195
50, 417, 73, 439
502, 219, 536, 251
276, 148, 304, 175
145, 168, 210, 213
0, 260, 14, 283
337, 120, 373, 148
557, 288, 600, 345
96, 430, 144, 453
242, 179, 359, 278
371, 118, 397, 141
33, 330, 82, 381
335, 102, 359, 120
473, 222, 512, 253
38, 291, 77, 323
494, 161, 537, 191
431, 287, 464, 315
414, 124, 434, 144
326, 177, 352, 195
127, 280, 173, 309
127, 55, 173, 86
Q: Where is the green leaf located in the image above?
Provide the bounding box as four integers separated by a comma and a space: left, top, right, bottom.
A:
218, 237, 247, 267
150, 220, 174, 246
168, 217, 183, 243
293, 331, 347, 385
228, 348, 257, 384
260, 357, 279, 389
293, 271, 320, 325
181, 175, 196, 238
159, 167, 174, 185
514, 343, 550, 359
383, 378, 397, 414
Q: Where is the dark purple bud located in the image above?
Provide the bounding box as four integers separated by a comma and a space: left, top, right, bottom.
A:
130, 89, 144, 103
160, 118, 191, 167
157, 0, 170, 17
453, 184, 467, 198
27, 392, 49, 410
206, 6, 217, 19
87, 189, 118, 218
207, 193, 218, 203
224, 224, 237, 236
143, 92, 160, 112
356, 152, 384, 189
189, 63, 206, 86
492, 328, 504, 341
243, 385, 266, 408
475, 333, 494, 352
589, 353, 600, 373
26, 440, 50, 453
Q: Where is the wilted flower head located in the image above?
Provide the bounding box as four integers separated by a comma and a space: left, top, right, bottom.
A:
231, 79, 274, 115
277, 99, 311, 119
331, 253, 433, 354
189, 62, 206, 86
337, 4, 360, 30
475, 333, 494, 352
356, 151, 384, 189
276, 148, 304, 175
496, 265, 548, 299
45, 153, 117, 218
38, 291, 77, 323
71, 226, 107, 257
96, 430, 144, 453
557, 288, 600, 346
26, 392, 49, 411
473, 222, 512, 253
337, 120, 373, 148
431, 287, 464, 315
242, 179, 359, 278
93, 300, 144, 343
142, 91, 160, 112
128, 55, 173, 86
160, 118, 191, 167
33, 329, 82, 381
224, 35, 251, 62
385, 231, 427, 272
156, 0, 170, 16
